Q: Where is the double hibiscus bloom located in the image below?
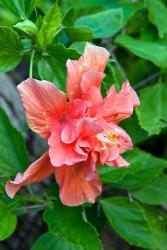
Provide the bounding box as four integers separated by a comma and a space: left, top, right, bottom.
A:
6, 43, 140, 206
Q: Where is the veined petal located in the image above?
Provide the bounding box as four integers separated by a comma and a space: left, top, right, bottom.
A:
55, 162, 102, 206
17, 78, 67, 138
83, 42, 110, 72
5, 152, 53, 198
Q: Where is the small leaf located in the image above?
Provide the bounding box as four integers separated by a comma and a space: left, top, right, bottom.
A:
75, 8, 124, 38
115, 35, 167, 68
136, 83, 167, 135
132, 175, 167, 205
44, 201, 103, 250
99, 148, 167, 189
0, 107, 28, 176
0, 27, 23, 72
0, 201, 17, 240
37, 4, 61, 47
38, 43, 80, 90
14, 20, 38, 38
100, 196, 167, 250
0, 0, 35, 18
146, 0, 167, 38
31, 232, 83, 250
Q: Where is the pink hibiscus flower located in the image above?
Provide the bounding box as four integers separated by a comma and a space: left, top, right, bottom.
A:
5, 43, 140, 206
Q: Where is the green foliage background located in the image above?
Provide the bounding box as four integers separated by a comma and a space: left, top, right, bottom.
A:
0, 0, 167, 249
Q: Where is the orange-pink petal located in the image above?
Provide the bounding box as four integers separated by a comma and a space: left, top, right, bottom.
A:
89, 81, 139, 123
5, 152, 53, 198
17, 78, 67, 138
48, 128, 87, 167
83, 42, 110, 72
54, 162, 102, 206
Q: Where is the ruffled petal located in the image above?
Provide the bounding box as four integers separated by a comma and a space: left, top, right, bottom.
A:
17, 78, 67, 138
89, 81, 140, 123
81, 71, 104, 105
120, 80, 140, 107
54, 161, 102, 206
106, 155, 129, 167
76, 118, 103, 138
66, 43, 109, 100
5, 152, 53, 198
49, 128, 87, 167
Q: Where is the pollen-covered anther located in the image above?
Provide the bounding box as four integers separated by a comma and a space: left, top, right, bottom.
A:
96, 131, 120, 149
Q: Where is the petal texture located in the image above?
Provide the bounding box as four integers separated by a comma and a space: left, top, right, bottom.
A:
5, 152, 53, 198
55, 161, 102, 206
18, 78, 67, 138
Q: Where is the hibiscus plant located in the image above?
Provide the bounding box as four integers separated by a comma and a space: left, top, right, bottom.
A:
0, 1, 167, 250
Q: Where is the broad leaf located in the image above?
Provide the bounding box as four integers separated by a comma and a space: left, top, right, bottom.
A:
0, 27, 23, 72
31, 232, 83, 250
0, 201, 17, 240
99, 148, 167, 189
64, 26, 93, 42
101, 196, 167, 250
38, 44, 80, 90
44, 201, 103, 250
0, 107, 28, 176
37, 4, 61, 47
0, 0, 35, 18
136, 83, 167, 135
132, 175, 167, 205
75, 8, 124, 38
146, 0, 167, 38
115, 35, 167, 68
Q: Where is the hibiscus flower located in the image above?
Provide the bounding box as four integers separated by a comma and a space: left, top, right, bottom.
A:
5, 43, 140, 206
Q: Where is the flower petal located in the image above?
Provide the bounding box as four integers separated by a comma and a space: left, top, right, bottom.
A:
81, 71, 104, 105
49, 128, 87, 167
66, 43, 109, 100
17, 78, 67, 138
90, 81, 139, 123
5, 152, 53, 198
55, 161, 102, 206
83, 42, 110, 72
106, 155, 129, 167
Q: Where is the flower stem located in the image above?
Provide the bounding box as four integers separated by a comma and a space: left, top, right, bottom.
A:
29, 50, 35, 78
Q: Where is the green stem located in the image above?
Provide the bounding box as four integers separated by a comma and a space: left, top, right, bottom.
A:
29, 50, 35, 78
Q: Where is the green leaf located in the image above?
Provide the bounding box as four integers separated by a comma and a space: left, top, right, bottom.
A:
0, 27, 23, 72
0, 0, 35, 18
64, 26, 93, 42
37, 4, 61, 47
115, 35, 167, 68
14, 20, 38, 38
100, 196, 167, 250
31, 232, 83, 250
44, 201, 103, 250
75, 8, 124, 38
38, 43, 80, 90
0, 201, 17, 240
132, 175, 167, 205
145, 0, 167, 38
136, 83, 167, 135
70, 42, 85, 54
99, 148, 167, 189
121, 113, 148, 145
0, 107, 28, 176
